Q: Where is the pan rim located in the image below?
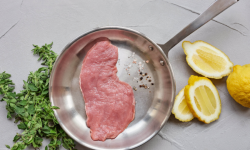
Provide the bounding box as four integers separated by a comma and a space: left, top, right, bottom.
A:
49, 26, 176, 150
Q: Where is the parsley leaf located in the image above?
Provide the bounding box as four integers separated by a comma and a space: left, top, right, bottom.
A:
5, 145, 10, 149
13, 134, 21, 142
27, 105, 35, 115
51, 106, 60, 109
28, 84, 38, 91
17, 122, 27, 130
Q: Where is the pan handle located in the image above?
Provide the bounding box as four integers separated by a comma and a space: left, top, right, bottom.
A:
158, 0, 239, 56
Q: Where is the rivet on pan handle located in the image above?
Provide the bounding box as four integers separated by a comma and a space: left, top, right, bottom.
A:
158, 0, 239, 57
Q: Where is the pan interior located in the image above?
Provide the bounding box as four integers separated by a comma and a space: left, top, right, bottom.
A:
50, 27, 175, 150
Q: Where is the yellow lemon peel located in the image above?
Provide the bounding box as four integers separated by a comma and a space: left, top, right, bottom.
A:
227, 64, 250, 108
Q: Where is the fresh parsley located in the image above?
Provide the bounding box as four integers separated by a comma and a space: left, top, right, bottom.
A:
0, 43, 76, 150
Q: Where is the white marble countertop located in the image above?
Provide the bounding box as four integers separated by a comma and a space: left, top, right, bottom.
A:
1, 0, 250, 149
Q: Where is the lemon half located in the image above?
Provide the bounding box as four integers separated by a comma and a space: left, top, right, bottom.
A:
172, 88, 194, 122
183, 41, 233, 79
185, 75, 221, 124
227, 64, 250, 108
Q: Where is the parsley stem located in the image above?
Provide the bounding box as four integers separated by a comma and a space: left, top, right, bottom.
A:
24, 91, 30, 100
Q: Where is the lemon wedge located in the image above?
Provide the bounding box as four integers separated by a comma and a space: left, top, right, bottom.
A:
183, 41, 233, 79
172, 88, 194, 122
185, 75, 221, 123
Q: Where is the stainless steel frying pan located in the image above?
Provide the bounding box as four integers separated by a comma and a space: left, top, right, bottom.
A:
49, 0, 238, 149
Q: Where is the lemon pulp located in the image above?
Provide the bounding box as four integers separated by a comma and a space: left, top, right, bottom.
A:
172, 88, 194, 122
178, 97, 192, 115
194, 85, 216, 116
193, 47, 227, 73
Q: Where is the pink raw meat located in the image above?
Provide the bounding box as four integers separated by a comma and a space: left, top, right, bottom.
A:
79, 38, 135, 141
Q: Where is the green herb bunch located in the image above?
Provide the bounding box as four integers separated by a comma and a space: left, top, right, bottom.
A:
0, 43, 76, 150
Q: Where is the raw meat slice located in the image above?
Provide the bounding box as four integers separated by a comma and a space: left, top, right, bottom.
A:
79, 38, 135, 141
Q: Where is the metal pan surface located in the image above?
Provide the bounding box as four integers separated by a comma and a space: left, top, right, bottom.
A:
49, 27, 175, 150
